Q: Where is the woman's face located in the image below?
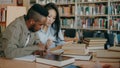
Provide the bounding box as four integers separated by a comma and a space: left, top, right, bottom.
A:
46, 9, 56, 26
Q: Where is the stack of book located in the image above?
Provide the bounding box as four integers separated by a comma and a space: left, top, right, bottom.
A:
62, 43, 88, 55
93, 50, 120, 62
83, 38, 107, 52
61, 43, 92, 61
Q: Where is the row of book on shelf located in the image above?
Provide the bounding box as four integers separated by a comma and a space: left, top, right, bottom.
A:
56, 2, 120, 16
58, 5, 75, 16
61, 18, 74, 28
77, 4, 108, 15
37, 0, 120, 3
78, 17, 108, 29
77, 17, 120, 30
77, 3, 120, 15
36, 0, 75, 4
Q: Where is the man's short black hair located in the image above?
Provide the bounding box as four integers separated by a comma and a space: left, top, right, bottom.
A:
30, 4, 48, 17
26, 4, 48, 21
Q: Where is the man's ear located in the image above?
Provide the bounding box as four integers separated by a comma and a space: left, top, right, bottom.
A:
29, 19, 35, 25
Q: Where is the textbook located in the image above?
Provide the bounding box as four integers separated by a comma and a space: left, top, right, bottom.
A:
36, 54, 75, 67
96, 50, 120, 59
93, 57, 120, 62
84, 38, 107, 42
108, 47, 120, 52
62, 43, 88, 55
63, 54, 92, 61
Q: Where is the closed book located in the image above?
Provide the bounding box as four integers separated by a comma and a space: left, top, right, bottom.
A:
83, 40, 106, 45
87, 46, 104, 50
84, 38, 107, 42
62, 44, 88, 55
36, 54, 75, 67
88, 44, 104, 47
63, 49, 88, 55
62, 43, 86, 50
108, 47, 120, 52
93, 57, 120, 63
96, 50, 120, 59
63, 54, 92, 61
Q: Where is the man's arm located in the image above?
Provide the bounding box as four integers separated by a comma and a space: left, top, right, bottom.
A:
2, 24, 39, 58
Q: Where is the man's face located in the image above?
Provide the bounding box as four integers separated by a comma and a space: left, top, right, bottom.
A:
29, 17, 47, 32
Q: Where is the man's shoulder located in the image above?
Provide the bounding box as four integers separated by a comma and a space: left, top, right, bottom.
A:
7, 16, 25, 28
13, 16, 25, 25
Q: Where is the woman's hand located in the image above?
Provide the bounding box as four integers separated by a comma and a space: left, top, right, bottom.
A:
46, 39, 53, 49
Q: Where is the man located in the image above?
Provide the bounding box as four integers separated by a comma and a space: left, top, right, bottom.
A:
1, 4, 48, 58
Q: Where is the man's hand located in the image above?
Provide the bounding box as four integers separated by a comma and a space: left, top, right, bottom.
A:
33, 50, 47, 56
37, 42, 46, 51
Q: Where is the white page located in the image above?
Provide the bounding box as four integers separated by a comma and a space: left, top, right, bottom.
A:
13, 55, 36, 62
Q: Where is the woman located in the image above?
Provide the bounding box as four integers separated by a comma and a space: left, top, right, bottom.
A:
37, 3, 65, 50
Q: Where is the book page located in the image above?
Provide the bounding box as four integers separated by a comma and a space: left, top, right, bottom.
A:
13, 55, 36, 62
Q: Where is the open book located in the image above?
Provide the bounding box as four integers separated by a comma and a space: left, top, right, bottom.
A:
13, 53, 75, 67
36, 53, 75, 67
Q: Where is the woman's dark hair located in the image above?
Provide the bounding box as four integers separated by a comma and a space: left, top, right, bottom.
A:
44, 3, 60, 39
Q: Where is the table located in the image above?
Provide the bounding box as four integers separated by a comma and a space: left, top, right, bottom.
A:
0, 58, 119, 68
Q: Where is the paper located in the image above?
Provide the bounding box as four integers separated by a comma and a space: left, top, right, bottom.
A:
13, 55, 36, 62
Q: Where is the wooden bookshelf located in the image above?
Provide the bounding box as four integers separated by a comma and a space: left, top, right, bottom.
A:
77, 0, 120, 31
35, 0, 76, 28
0, 0, 26, 32
0, 0, 16, 32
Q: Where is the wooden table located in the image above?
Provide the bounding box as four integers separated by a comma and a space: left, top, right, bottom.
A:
0, 58, 119, 68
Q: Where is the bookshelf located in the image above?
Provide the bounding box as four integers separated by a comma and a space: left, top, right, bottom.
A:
34, 0, 119, 31
109, 0, 120, 31
35, 0, 76, 28
34, 0, 120, 45
0, 0, 26, 33
76, 0, 120, 31
0, 0, 16, 32
76, 0, 109, 30
58, 1, 76, 28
